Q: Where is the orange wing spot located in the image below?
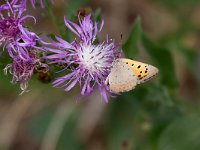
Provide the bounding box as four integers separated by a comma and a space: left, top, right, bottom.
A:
129, 65, 148, 79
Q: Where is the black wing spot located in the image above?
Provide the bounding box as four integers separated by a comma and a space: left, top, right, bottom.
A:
140, 71, 142, 73
126, 62, 128, 64
145, 71, 147, 73
137, 65, 141, 69
132, 64, 134, 66
138, 75, 141, 77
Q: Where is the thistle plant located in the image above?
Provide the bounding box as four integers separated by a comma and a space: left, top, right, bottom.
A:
0, 0, 122, 101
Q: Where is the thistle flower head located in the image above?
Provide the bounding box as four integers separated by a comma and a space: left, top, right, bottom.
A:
4, 50, 48, 94
0, 1, 24, 43
45, 14, 121, 102
0, 0, 44, 60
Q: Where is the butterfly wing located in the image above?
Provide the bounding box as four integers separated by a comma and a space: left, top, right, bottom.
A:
120, 58, 159, 84
105, 59, 137, 93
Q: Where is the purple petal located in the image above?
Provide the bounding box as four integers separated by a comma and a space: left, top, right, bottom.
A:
64, 16, 80, 37
55, 36, 72, 48
64, 78, 79, 92
40, 0, 45, 8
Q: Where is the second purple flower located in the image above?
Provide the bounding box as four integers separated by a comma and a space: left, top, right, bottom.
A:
45, 14, 121, 102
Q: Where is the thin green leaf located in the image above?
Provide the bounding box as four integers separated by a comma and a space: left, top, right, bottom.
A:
142, 34, 178, 89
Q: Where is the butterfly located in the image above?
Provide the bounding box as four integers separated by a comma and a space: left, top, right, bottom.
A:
105, 58, 159, 93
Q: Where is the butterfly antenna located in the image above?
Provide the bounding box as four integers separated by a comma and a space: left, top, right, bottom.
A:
119, 33, 124, 54
120, 34, 123, 41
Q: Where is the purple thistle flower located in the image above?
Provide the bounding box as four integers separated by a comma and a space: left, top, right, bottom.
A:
0, 0, 44, 60
4, 50, 48, 94
0, 1, 24, 44
45, 14, 121, 102
1, 1, 49, 93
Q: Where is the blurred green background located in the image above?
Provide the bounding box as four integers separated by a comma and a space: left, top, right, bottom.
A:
0, 0, 200, 150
